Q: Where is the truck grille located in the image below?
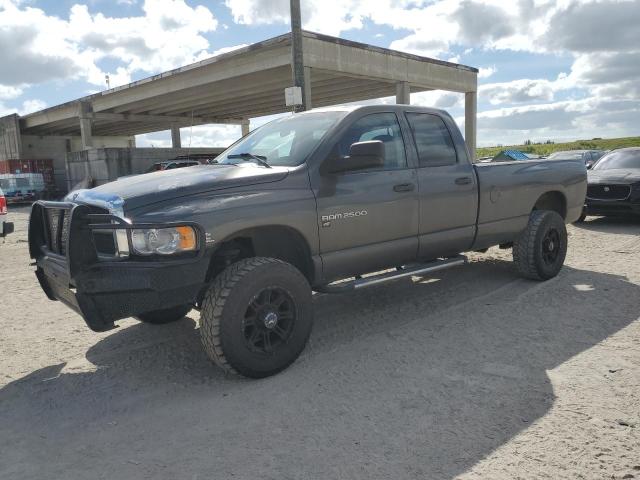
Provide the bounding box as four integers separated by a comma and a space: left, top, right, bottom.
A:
86, 206, 118, 256
44, 208, 71, 256
42, 205, 117, 257
587, 184, 631, 201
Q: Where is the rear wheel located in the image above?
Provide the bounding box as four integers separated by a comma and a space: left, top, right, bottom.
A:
136, 304, 191, 324
513, 210, 567, 280
200, 257, 313, 378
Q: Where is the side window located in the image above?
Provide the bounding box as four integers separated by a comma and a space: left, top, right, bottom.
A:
406, 113, 457, 166
335, 113, 407, 170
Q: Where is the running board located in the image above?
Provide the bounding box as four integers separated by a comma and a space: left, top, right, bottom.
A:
315, 255, 467, 293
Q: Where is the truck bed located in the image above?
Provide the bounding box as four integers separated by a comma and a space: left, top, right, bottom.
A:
472, 159, 587, 249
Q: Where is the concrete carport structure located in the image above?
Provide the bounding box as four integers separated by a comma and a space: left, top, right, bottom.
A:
14, 30, 478, 190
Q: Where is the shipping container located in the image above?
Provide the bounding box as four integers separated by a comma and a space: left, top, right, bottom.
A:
0, 173, 46, 203
0, 159, 55, 187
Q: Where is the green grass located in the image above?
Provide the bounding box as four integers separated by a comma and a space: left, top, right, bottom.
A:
476, 136, 640, 159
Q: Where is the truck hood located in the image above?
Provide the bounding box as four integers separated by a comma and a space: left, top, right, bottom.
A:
588, 168, 640, 185
68, 164, 289, 213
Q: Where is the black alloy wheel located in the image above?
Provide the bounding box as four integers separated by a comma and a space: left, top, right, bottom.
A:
541, 228, 561, 266
243, 287, 296, 354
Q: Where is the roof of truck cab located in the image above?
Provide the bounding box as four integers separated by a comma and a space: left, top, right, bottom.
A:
299, 104, 449, 115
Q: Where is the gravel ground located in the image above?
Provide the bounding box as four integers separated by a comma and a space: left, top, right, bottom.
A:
1, 205, 639, 480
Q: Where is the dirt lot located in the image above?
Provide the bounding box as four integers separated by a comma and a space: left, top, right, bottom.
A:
1, 205, 639, 480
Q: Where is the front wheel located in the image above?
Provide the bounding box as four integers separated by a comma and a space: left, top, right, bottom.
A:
513, 210, 567, 280
200, 257, 313, 378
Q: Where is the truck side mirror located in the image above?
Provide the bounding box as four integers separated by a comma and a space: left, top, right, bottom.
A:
327, 140, 385, 174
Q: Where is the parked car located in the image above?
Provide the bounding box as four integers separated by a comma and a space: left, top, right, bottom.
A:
547, 150, 605, 168
0, 187, 14, 238
577, 147, 640, 221
28, 105, 587, 378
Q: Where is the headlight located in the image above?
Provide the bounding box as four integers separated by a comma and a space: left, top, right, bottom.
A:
130, 226, 197, 255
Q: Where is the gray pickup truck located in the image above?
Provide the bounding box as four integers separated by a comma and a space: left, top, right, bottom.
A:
29, 105, 587, 378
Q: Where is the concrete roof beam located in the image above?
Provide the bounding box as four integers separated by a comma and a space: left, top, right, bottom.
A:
18, 30, 477, 138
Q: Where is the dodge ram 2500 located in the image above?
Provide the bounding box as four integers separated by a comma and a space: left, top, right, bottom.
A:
29, 105, 587, 378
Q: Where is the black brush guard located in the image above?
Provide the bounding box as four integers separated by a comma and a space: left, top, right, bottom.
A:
29, 201, 209, 331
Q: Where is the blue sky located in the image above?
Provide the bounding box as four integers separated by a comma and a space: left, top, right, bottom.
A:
1, 0, 639, 147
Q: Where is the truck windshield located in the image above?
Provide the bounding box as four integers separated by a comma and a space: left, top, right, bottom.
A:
217, 111, 347, 167
593, 150, 640, 170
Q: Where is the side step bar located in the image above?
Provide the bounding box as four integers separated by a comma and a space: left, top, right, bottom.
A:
315, 255, 467, 293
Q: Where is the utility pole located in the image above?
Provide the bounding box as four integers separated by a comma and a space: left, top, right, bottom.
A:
290, 0, 307, 112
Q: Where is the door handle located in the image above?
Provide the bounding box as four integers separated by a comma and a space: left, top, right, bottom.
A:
455, 177, 472, 185
393, 183, 415, 192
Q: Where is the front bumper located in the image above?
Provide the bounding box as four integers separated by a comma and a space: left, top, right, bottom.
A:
584, 199, 640, 216
29, 201, 209, 331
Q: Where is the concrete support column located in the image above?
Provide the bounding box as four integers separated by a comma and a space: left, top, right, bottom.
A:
241, 121, 250, 136
170, 124, 181, 148
79, 101, 93, 149
303, 66, 312, 110
290, 0, 307, 112
396, 81, 410, 105
465, 91, 477, 162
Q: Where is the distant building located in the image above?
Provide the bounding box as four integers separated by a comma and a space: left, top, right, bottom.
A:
492, 149, 530, 162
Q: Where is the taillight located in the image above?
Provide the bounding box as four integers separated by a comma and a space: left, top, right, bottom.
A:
0, 195, 6, 215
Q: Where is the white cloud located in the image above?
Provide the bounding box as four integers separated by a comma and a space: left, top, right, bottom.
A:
0, 97, 46, 116
225, 0, 438, 38
0, 0, 219, 90
478, 66, 496, 79
412, 91, 464, 109
480, 79, 557, 105
19, 99, 46, 114
469, 97, 640, 145
0, 85, 22, 100
543, 0, 640, 53
452, 0, 516, 45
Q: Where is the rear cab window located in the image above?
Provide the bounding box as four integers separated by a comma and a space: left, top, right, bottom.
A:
406, 113, 458, 167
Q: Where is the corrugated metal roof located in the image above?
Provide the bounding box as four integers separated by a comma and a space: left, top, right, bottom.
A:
501, 150, 530, 160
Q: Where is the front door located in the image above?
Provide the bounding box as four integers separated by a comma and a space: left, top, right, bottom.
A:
313, 112, 419, 281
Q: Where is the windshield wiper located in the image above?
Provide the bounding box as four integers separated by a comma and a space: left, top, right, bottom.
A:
227, 153, 271, 169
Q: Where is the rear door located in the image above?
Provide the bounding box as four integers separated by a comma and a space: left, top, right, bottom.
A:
404, 112, 478, 259
313, 112, 419, 281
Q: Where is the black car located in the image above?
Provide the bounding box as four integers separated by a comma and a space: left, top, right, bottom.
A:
579, 147, 640, 221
